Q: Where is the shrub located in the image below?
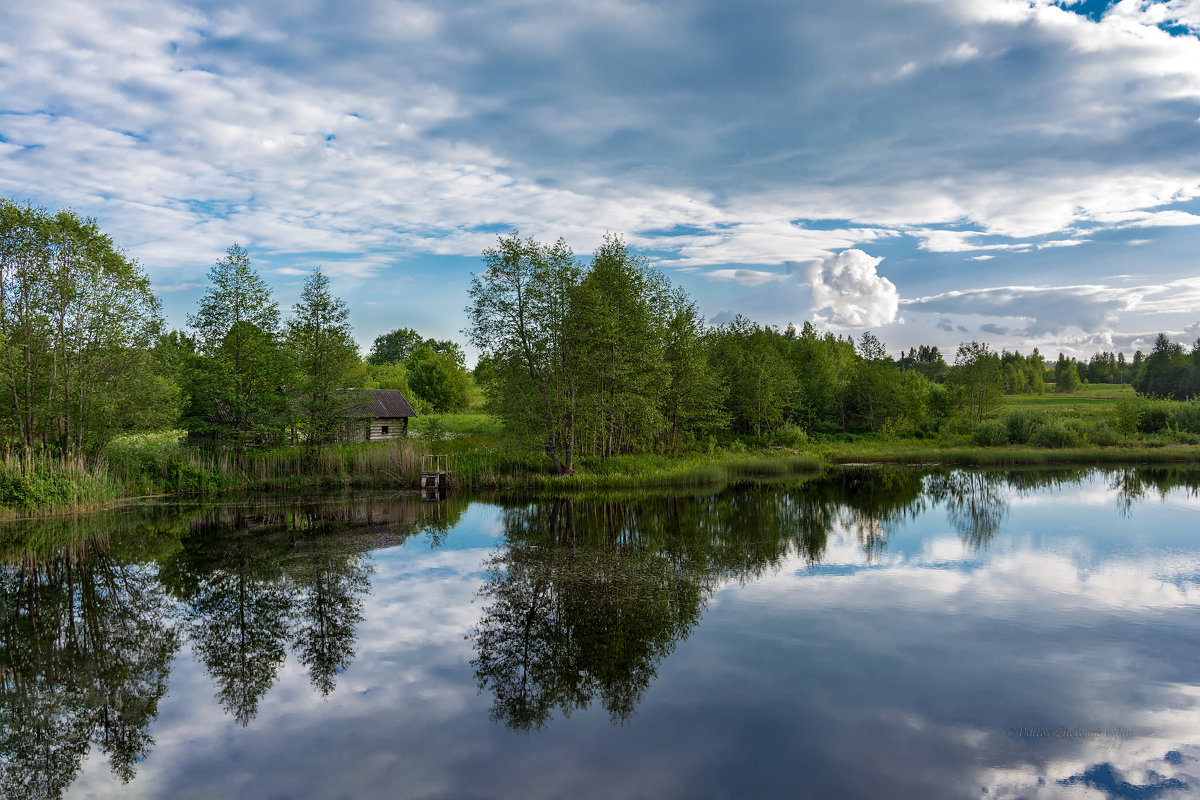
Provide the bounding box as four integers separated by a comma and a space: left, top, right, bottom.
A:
1004, 410, 1045, 444
1031, 419, 1080, 448
914, 417, 942, 439
1166, 399, 1200, 434
1086, 422, 1120, 447
773, 424, 808, 448
972, 420, 1009, 446
1139, 402, 1171, 433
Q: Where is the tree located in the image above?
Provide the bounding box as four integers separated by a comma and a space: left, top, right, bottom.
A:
467, 234, 582, 473
1133, 333, 1190, 399
0, 199, 171, 456
1113, 395, 1144, 444
848, 331, 894, 431
407, 345, 470, 412
660, 290, 722, 452
285, 267, 366, 455
950, 341, 1003, 424
367, 327, 423, 365
369, 327, 466, 369
186, 244, 286, 469
569, 234, 667, 457
710, 317, 793, 436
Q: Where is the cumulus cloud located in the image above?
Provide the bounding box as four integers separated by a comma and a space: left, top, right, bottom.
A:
808, 249, 900, 328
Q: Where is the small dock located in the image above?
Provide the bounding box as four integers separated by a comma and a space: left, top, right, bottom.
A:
420, 454, 452, 501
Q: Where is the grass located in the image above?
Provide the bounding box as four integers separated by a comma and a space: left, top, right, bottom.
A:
1002, 383, 1135, 420
0, 451, 123, 515
7, 392, 1200, 516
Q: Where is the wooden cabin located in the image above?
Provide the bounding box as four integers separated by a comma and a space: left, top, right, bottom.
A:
355, 388, 417, 440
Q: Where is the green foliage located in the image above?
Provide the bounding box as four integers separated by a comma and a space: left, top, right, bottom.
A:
186, 244, 289, 466
772, 423, 809, 448
1087, 422, 1120, 447
0, 452, 121, 509
368, 327, 423, 365
407, 345, 471, 412
950, 341, 1004, 423
1031, 418, 1081, 449
468, 233, 582, 474
973, 420, 1009, 446
1004, 409, 1046, 444
1113, 395, 1144, 443
1055, 354, 1083, 393
1133, 333, 1192, 400
0, 198, 170, 456
285, 267, 367, 455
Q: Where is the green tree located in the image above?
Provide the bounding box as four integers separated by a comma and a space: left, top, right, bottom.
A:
1133, 333, 1190, 399
710, 317, 793, 436
367, 327, 423, 365
407, 345, 470, 412
186, 244, 286, 469
660, 290, 722, 452
285, 267, 366, 455
950, 341, 1003, 424
1113, 395, 1144, 444
570, 234, 667, 457
467, 234, 582, 473
0, 199, 171, 456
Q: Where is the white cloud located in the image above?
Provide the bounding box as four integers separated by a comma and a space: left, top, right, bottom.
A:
706, 268, 790, 287
808, 249, 900, 328
904, 284, 1138, 336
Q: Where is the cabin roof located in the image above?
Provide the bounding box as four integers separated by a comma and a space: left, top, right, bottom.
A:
363, 388, 417, 418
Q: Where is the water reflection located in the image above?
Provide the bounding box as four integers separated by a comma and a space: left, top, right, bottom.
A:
0, 494, 469, 797
0, 467, 1196, 798
0, 533, 178, 799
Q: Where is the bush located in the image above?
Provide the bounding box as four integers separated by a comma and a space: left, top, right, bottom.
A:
972, 420, 1009, 446
1004, 410, 1045, 444
1031, 419, 1081, 448
1086, 422, 1120, 447
773, 424, 808, 448
1166, 399, 1200, 434
914, 417, 942, 439
1139, 402, 1171, 433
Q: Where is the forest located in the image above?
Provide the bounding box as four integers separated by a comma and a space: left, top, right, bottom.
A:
2, 200, 1200, 503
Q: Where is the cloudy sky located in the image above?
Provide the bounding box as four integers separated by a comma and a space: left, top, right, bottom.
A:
3, 0, 1200, 360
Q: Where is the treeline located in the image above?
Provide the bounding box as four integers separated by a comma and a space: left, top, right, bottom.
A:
172, 246, 474, 465
0, 200, 472, 462
4, 200, 1199, 472
468, 233, 1200, 472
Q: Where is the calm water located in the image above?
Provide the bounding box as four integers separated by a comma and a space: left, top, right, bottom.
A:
2, 466, 1199, 799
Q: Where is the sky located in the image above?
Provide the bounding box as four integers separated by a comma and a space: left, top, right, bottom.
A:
2, 0, 1200, 362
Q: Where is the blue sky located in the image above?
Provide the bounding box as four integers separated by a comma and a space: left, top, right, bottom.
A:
2, 0, 1200, 361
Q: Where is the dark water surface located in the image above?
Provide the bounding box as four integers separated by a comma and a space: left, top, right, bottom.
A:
3, 466, 1199, 799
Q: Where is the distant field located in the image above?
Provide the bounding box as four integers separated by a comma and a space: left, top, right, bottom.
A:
1002, 383, 1133, 419
409, 412, 505, 438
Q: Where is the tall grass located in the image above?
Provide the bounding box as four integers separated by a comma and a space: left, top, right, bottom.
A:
0, 451, 122, 514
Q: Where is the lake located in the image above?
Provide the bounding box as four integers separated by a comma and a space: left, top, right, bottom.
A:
2, 466, 1198, 799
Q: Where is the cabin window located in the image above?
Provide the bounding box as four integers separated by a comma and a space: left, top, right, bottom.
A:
382, 425, 390, 435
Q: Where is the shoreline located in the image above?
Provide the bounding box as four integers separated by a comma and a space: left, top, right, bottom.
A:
4, 443, 1199, 519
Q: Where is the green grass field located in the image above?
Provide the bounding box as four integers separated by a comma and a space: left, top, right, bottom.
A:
1002, 383, 1135, 419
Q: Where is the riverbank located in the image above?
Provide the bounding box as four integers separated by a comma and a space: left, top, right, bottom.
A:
4, 429, 1200, 518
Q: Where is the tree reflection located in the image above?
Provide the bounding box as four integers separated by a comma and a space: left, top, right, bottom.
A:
470, 470, 929, 731
926, 471, 1009, 550
0, 534, 179, 799
470, 498, 712, 731
160, 497, 408, 723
